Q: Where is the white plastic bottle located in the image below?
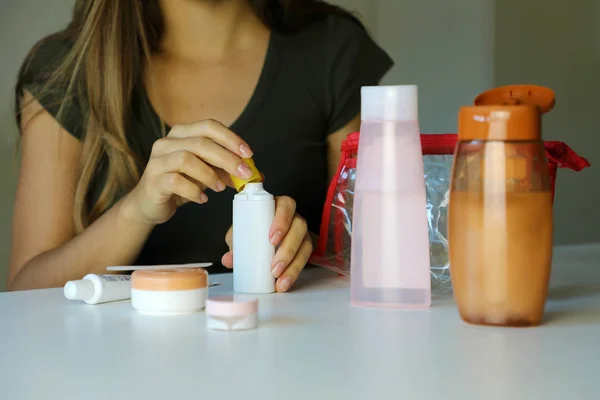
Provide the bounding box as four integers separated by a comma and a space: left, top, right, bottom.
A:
233, 182, 276, 294
64, 274, 131, 305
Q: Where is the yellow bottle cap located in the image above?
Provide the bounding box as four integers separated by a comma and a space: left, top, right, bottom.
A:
231, 158, 263, 192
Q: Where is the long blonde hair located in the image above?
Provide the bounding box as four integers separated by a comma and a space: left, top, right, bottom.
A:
15, 0, 359, 233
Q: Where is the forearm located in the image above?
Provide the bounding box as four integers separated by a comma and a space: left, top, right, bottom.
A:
8, 197, 153, 291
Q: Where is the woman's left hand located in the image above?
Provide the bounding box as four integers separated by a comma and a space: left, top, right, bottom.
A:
222, 196, 312, 292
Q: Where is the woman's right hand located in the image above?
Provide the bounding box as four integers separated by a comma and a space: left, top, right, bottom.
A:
122, 119, 254, 227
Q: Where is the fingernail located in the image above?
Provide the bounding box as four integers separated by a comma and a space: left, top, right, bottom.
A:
239, 144, 252, 158
271, 261, 285, 278
199, 193, 208, 203
278, 276, 293, 292
270, 231, 282, 245
237, 162, 253, 178
216, 180, 226, 191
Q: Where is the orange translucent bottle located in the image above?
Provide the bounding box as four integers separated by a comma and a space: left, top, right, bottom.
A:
448, 105, 553, 327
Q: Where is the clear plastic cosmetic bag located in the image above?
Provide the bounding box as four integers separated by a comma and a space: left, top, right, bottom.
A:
310, 132, 591, 293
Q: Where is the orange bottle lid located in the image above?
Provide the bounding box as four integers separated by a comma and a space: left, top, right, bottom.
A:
230, 157, 263, 192
474, 85, 555, 114
458, 105, 541, 141
132, 268, 208, 291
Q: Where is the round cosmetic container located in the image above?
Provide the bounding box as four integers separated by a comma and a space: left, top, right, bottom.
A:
131, 269, 208, 315
206, 296, 259, 331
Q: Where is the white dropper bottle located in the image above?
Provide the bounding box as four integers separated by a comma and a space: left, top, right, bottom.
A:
232, 182, 276, 294
64, 274, 132, 305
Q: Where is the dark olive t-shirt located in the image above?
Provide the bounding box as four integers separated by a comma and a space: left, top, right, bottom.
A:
23, 15, 393, 273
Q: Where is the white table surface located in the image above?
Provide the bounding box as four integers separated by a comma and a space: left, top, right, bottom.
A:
1, 244, 599, 400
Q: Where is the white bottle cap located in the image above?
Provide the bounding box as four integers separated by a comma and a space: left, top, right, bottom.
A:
361, 85, 418, 122
64, 280, 95, 302
234, 182, 273, 202
243, 182, 264, 193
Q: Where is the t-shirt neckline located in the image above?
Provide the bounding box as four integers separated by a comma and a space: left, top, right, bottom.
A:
142, 31, 282, 134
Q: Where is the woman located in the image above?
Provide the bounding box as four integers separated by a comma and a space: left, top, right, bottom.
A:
8, 0, 392, 291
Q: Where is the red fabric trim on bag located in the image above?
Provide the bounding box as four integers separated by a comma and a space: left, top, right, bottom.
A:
543, 141, 591, 171
346, 131, 360, 144
421, 134, 457, 155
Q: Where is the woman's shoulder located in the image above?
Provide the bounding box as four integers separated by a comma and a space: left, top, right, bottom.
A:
278, 13, 393, 134
283, 13, 372, 53
19, 36, 84, 139
21, 36, 74, 86
280, 13, 393, 77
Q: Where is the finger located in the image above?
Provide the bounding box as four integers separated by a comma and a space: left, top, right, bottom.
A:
270, 197, 297, 246
215, 168, 235, 188
185, 177, 208, 196
150, 151, 225, 193
276, 235, 312, 292
151, 137, 253, 180
225, 226, 233, 249
271, 216, 307, 278
157, 173, 207, 205
174, 195, 193, 207
221, 226, 234, 269
167, 119, 253, 159
221, 251, 233, 269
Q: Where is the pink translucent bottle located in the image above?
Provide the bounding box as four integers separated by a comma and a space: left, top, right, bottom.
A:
350, 85, 431, 308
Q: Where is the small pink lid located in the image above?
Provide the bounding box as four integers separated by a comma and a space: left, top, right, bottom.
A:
206, 296, 258, 317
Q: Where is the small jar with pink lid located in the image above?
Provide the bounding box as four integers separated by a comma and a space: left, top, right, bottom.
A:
206, 296, 259, 331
